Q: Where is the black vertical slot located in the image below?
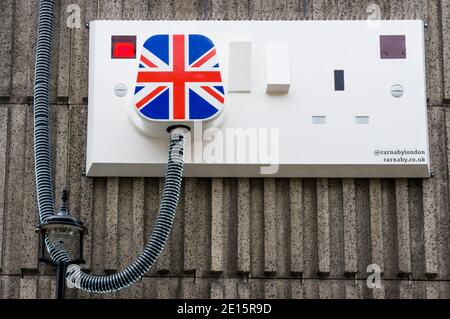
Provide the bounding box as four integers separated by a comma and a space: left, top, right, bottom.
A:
334, 70, 345, 91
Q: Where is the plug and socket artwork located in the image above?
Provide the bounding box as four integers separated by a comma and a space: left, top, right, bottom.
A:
86, 20, 429, 177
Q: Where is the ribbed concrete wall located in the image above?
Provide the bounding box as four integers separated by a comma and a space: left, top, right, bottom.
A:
0, 0, 449, 299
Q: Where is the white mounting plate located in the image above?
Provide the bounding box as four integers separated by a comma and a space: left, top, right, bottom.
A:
86, 20, 430, 178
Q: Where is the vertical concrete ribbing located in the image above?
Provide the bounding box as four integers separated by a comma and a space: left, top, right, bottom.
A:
11, 1, 37, 99
57, 0, 74, 99
237, 281, 251, 299
343, 178, 358, 274
183, 178, 197, 273
69, 0, 98, 104
369, 179, 385, 273
422, 109, 441, 276
289, 178, 304, 274
117, 178, 133, 273
237, 178, 251, 273
443, 0, 450, 100
303, 179, 318, 277
123, 0, 149, 19
3, 106, 26, 273
181, 278, 196, 299
0, 0, 13, 96
53, 107, 69, 208
395, 178, 412, 274
76, 106, 93, 270
211, 281, 224, 299
425, 0, 443, 105
19, 277, 37, 299
195, 179, 211, 276
1, 276, 19, 298
20, 106, 38, 270
157, 178, 171, 272
105, 177, 119, 270
211, 178, 224, 273
0, 107, 8, 270
263, 178, 277, 274
132, 178, 145, 258
317, 178, 330, 274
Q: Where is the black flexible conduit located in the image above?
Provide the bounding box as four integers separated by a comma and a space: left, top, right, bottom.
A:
34, 0, 188, 293
67, 128, 187, 293
33, 0, 71, 263
34, 0, 55, 224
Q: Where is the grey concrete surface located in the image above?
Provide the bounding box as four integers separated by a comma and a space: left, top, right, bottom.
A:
0, 0, 450, 299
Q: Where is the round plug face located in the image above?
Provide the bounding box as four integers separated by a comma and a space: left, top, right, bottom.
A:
133, 34, 225, 124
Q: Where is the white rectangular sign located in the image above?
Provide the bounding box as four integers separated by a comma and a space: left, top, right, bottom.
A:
86, 20, 430, 177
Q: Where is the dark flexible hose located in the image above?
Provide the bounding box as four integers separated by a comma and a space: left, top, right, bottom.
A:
67, 128, 187, 292
34, 0, 188, 292
33, 0, 71, 263
34, 0, 55, 224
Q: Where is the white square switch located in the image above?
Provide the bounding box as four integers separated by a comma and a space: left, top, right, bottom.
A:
265, 42, 290, 93
228, 41, 252, 92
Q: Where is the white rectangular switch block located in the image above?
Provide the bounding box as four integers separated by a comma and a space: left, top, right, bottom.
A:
266, 42, 290, 93
86, 20, 430, 178
228, 41, 251, 92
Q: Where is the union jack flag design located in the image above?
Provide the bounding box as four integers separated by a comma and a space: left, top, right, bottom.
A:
134, 34, 225, 121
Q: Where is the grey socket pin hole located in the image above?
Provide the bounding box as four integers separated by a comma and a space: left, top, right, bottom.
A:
114, 84, 128, 97
390, 84, 404, 98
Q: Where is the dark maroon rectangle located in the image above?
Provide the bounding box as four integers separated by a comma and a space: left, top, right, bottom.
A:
380, 35, 406, 59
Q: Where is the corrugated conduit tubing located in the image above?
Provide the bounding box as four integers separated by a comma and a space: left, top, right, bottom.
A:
33, 0, 188, 293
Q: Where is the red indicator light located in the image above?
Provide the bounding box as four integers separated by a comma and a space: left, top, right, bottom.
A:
113, 42, 135, 58
111, 36, 136, 59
